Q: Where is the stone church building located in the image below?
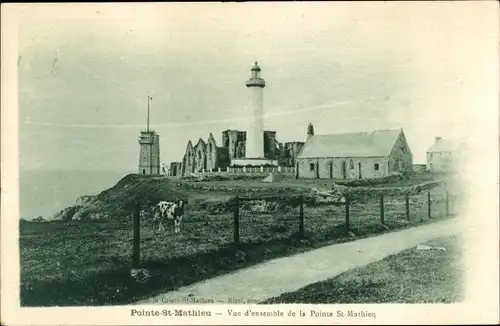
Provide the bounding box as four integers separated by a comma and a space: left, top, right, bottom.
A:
296, 128, 412, 179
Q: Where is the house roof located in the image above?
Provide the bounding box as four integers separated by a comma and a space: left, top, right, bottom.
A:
427, 139, 464, 153
297, 129, 402, 159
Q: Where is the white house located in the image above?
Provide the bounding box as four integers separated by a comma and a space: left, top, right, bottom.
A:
426, 137, 465, 173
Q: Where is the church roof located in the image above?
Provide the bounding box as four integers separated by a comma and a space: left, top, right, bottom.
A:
298, 129, 402, 159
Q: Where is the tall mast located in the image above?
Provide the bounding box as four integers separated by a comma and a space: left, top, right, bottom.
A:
147, 96, 152, 132
147, 95, 153, 174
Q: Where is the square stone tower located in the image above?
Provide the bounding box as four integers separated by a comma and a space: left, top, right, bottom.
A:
138, 130, 160, 175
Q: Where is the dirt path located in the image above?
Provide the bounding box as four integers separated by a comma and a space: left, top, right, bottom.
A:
136, 218, 461, 304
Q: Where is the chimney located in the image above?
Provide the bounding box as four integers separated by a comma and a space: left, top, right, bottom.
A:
435, 136, 442, 143
307, 123, 315, 141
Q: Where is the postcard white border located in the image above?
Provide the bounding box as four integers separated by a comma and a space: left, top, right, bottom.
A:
2, 3, 499, 325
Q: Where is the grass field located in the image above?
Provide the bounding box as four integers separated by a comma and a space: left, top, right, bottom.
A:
263, 235, 463, 303
179, 171, 444, 190
20, 178, 455, 307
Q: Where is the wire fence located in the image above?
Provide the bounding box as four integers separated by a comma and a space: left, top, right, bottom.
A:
130, 187, 457, 268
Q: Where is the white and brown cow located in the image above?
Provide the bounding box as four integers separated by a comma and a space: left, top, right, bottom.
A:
152, 200, 185, 233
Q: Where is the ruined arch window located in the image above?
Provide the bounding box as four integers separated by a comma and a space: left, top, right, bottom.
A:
374, 163, 379, 171
309, 163, 315, 171
208, 142, 213, 153
349, 160, 354, 170
198, 151, 201, 161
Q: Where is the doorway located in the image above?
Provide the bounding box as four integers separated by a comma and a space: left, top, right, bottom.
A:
358, 162, 362, 179
329, 161, 333, 179
142, 169, 146, 175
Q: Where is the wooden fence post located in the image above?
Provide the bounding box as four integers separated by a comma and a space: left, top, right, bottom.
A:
380, 193, 385, 225
299, 195, 304, 237
405, 193, 410, 222
445, 190, 449, 216
345, 200, 350, 234
427, 192, 431, 219
132, 204, 140, 268
233, 196, 240, 245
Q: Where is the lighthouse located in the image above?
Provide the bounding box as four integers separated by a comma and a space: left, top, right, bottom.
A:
245, 61, 266, 159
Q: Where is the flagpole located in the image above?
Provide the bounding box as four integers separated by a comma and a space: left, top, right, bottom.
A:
148, 96, 153, 174
147, 96, 151, 132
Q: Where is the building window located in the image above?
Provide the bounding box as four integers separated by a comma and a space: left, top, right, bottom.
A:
349, 160, 354, 170
374, 163, 379, 171
430, 153, 433, 160
310, 163, 315, 171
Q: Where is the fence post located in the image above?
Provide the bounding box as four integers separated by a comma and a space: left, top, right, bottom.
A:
380, 193, 385, 225
445, 190, 449, 216
427, 192, 431, 219
132, 204, 140, 268
299, 195, 304, 237
345, 200, 350, 234
405, 193, 410, 222
233, 196, 240, 245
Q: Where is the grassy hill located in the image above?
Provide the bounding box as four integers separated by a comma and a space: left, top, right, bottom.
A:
20, 171, 455, 306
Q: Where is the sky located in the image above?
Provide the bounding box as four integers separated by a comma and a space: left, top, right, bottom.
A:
16, 2, 498, 171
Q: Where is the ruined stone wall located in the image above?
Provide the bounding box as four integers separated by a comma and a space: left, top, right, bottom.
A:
236, 131, 247, 158
169, 162, 183, 177
263, 131, 278, 160
182, 143, 196, 176
222, 130, 240, 159
215, 147, 230, 169
194, 141, 207, 172
206, 135, 218, 171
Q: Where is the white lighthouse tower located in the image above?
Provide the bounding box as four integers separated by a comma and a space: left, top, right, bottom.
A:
245, 61, 266, 159
231, 61, 277, 167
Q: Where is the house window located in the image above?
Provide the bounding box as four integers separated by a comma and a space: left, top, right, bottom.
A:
374, 163, 379, 171
310, 163, 315, 171
349, 160, 354, 170
430, 153, 433, 160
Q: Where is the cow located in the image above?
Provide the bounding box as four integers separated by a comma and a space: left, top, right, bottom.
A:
152, 200, 186, 233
